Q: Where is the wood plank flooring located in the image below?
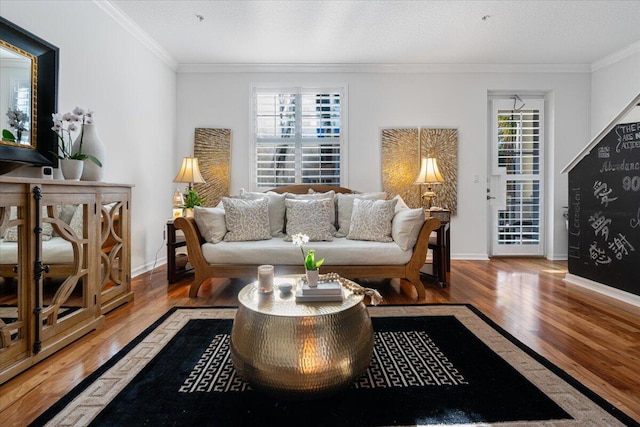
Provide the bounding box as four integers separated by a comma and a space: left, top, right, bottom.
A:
1, 258, 639, 425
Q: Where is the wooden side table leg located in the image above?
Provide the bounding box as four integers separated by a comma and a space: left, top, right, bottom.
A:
436, 225, 447, 287
167, 222, 177, 283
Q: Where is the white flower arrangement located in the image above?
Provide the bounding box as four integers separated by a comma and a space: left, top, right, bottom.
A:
292, 233, 324, 270
3, 108, 30, 143
51, 107, 101, 166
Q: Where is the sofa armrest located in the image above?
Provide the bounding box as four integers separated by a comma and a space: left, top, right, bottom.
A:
407, 216, 441, 273
174, 217, 210, 286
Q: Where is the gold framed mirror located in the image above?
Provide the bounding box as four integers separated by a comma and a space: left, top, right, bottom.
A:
0, 17, 58, 174
0, 40, 36, 147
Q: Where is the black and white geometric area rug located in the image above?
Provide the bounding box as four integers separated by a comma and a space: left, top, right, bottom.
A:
31, 305, 638, 427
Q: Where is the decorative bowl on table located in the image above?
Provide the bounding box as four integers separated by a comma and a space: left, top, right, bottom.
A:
175, 253, 188, 269
278, 283, 293, 294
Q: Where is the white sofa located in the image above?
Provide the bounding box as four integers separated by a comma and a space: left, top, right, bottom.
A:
175, 185, 440, 298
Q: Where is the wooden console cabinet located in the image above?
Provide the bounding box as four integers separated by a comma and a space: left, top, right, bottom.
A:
0, 178, 133, 384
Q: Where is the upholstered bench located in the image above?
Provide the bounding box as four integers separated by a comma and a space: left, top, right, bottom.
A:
175, 185, 440, 298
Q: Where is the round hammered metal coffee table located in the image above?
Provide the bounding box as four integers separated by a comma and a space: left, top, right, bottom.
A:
230, 276, 374, 399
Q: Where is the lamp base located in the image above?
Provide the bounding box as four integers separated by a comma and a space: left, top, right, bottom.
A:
421, 191, 436, 209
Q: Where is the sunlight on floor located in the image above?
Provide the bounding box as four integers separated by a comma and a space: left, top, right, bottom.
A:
540, 269, 568, 274
496, 271, 541, 334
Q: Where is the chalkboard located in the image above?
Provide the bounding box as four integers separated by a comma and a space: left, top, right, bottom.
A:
568, 121, 640, 296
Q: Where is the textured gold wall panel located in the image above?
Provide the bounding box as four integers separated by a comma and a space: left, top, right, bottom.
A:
381, 128, 421, 208
381, 128, 458, 213
193, 128, 231, 207
420, 128, 458, 214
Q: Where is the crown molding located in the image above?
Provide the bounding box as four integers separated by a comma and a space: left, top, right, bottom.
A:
94, 0, 178, 70
591, 39, 640, 72
177, 62, 590, 74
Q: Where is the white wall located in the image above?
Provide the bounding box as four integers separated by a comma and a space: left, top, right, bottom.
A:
2, 2, 602, 267
2, 1, 177, 275
177, 70, 591, 260
591, 50, 640, 136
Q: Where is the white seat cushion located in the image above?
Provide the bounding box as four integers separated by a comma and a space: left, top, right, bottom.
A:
201, 237, 412, 266
0, 237, 74, 264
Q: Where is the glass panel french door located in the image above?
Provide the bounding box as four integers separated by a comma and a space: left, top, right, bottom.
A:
489, 98, 544, 256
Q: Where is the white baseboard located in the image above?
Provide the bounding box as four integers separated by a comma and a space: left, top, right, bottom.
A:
564, 273, 640, 308
546, 254, 568, 261
132, 257, 167, 278
451, 254, 490, 260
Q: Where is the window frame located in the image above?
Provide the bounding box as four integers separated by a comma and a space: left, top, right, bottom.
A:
249, 84, 348, 191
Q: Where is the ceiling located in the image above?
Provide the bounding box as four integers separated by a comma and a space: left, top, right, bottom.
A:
108, 0, 640, 68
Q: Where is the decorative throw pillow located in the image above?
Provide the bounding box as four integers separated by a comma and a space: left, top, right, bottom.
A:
194, 206, 227, 243
393, 194, 409, 211
221, 197, 271, 242
284, 198, 334, 242
2, 206, 53, 242
286, 191, 337, 233
68, 205, 84, 238
335, 192, 387, 237
347, 198, 397, 242
392, 203, 425, 251
51, 204, 85, 238
52, 204, 78, 237
239, 189, 286, 237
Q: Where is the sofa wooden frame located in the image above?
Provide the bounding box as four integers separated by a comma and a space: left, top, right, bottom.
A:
174, 185, 440, 299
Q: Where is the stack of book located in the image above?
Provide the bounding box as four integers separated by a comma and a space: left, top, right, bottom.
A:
295, 280, 344, 302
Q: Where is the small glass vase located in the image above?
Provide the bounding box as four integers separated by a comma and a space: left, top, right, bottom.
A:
306, 268, 319, 287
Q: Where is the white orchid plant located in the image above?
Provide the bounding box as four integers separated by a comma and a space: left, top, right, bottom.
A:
292, 233, 324, 271
50, 106, 102, 166
3, 108, 30, 143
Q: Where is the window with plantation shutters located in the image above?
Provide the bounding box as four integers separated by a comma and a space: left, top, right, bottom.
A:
253, 87, 344, 189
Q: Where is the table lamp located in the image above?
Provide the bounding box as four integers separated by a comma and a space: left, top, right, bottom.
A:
414, 157, 445, 209
173, 157, 205, 191
173, 157, 206, 217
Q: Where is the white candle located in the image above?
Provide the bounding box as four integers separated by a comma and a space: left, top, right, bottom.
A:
257, 265, 274, 293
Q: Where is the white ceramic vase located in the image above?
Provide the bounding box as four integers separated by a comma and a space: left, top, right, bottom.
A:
72, 123, 106, 181
60, 158, 83, 181
306, 268, 319, 287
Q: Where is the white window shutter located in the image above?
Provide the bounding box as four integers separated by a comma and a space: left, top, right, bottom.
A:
254, 88, 342, 188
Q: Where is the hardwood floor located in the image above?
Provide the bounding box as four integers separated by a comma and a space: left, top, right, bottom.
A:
1, 258, 639, 425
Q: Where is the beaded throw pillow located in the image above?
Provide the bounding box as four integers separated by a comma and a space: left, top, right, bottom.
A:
284, 198, 334, 242
347, 198, 398, 242
335, 192, 387, 237
221, 197, 271, 242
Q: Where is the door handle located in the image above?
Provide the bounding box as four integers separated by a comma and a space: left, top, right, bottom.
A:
486, 188, 495, 200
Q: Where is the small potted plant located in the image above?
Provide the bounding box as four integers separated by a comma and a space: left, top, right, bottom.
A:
292, 233, 324, 287
181, 188, 205, 217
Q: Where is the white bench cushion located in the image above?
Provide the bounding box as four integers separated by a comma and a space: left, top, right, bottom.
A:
201, 237, 412, 266
0, 237, 74, 264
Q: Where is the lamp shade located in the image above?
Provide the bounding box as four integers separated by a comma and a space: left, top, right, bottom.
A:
173, 157, 205, 184
414, 157, 445, 184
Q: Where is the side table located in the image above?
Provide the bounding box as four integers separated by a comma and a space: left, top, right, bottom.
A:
421, 208, 451, 287
166, 219, 193, 284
